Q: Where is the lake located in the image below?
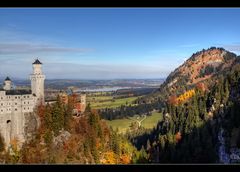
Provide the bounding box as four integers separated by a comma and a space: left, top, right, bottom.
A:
76, 86, 134, 92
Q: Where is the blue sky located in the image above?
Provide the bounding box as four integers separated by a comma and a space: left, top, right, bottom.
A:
0, 8, 240, 79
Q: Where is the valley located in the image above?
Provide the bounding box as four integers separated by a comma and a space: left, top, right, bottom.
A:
1, 8, 240, 165
1, 47, 240, 164
105, 112, 163, 134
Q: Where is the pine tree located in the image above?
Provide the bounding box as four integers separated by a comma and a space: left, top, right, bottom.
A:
138, 146, 148, 163
44, 104, 53, 131
146, 139, 151, 151
85, 103, 91, 113
223, 79, 230, 102
52, 96, 65, 135
44, 129, 53, 146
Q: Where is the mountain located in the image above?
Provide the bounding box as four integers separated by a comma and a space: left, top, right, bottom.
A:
142, 47, 238, 103
129, 47, 240, 163
100, 47, 239, 120
166, 47, 235, 86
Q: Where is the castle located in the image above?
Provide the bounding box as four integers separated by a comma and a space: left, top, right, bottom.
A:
0, 59, 45, 147
59, 91, 86, 115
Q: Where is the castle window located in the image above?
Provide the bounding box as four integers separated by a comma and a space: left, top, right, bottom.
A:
1, 103, 3, 106
15, 96, 17, 99
18, 96, 20, 99
24, 102, 25, 104
15, 103, 17, 105
28, 107, 29, 110
24, 107, 25, 110
24, 96, 26, 98
1, 97, 2, 99
27, 96, 29, 98
1, 110, 3, 112
28, 102, 29, 104
15, 108, 17, 111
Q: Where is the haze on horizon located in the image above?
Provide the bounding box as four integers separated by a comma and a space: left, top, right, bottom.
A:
0, 8, 240, 80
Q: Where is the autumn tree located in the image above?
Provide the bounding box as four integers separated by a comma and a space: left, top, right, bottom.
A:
175, 131, 182, 143
36, 102, 45, 134
64, 95, 74, 131
44, 104, 53, 131
196, 82, 206, 92
168, 95, 178, 105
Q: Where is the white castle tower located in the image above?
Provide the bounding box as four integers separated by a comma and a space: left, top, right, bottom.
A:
0, 59, 45, 148
3, 77, 12, 90
30, 59, 45, 105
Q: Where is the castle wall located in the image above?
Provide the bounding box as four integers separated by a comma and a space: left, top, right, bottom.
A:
0, 90, 35, 146
0, 59, 45, 148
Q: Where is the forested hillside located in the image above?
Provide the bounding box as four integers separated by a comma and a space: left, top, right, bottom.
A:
127, 48, 240, 163
1, 47, 239, 164
100, 47, 238, 121
0, 96, 141, 164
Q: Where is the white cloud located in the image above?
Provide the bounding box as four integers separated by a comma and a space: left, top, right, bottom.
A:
223, 44, 240, 52
0, 60, 169, 79
0, 43, 93, 55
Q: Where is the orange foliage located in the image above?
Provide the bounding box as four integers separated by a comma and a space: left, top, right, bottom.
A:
10, 137, 19, 151
37, 103, 45, 119
168, 95, 178, 105
71, 93, 78, 103
175, 132, 182, 143
120, 154, 131, 164
63, 142, 68, 152
96, 138, 101, 149
36, 103, 46, 134
196, 82, 206, 92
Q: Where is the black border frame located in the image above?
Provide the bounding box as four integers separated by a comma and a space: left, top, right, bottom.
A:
0, 0, 240, 171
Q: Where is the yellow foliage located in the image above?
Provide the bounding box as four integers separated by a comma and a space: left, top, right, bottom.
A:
100, 151, 116, 164
176, 89, 195, 104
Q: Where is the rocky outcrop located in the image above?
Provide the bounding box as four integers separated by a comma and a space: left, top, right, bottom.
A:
24, 112, 38, 141
53, 129, 71, 148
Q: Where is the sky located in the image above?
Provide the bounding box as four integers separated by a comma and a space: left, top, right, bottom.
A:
0, 8, 240, 80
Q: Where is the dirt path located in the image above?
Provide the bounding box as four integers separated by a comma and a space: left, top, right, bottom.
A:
128, 115, 146, 127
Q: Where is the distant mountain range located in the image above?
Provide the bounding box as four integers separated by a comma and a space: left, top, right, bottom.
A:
0, 78, 165, 90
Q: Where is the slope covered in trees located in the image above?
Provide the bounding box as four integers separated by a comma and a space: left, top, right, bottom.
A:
0, 96, 140, 164
100, 47, 238, 121
1, 47, 240, 164
128, 50, 240, 163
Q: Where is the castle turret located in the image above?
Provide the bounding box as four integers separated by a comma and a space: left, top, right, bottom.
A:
3, 77, 12, 90
30, 59, 45, 104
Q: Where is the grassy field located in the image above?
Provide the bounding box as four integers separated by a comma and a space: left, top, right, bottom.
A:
105, 118, 133, 133
87, 95, 112, 102
105, 112, 163, 134
141, 112, 163, 129
87, 95, 139, 109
